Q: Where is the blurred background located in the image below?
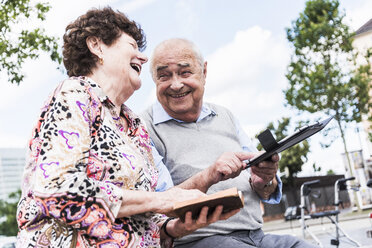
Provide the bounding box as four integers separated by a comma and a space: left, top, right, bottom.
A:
0, 0, 372, 245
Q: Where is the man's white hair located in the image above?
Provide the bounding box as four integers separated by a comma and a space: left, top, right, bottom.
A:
150, 38, 205, 78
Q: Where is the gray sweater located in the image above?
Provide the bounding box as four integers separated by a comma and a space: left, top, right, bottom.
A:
141, 103, 263, 245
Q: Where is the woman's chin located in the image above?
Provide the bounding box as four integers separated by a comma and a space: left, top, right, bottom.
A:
133, 83, 142, 91
132, 80, 142, 91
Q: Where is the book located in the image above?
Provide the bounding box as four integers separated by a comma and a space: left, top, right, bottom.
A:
171, 187, 244, 221
245, 116, 333, 168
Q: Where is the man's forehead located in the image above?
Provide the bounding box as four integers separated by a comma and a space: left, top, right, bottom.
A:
155, 49, 195, 60
156, 62, 190, 71
154, 52, 197, 70
155, 44, 196, 59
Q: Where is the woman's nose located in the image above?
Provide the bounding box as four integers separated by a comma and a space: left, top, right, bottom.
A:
138, 51, 148, 64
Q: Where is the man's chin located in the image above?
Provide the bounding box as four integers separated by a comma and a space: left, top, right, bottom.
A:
168, 105, 190, 114
161, 105, 186, 117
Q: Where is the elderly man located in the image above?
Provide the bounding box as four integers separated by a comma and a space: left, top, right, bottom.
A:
142, 38, 317, 248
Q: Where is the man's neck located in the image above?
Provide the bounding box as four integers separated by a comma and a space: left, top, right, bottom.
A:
168, 110, 201, 123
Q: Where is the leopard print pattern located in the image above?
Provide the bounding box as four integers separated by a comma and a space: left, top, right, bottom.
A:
17, 77, 162, 248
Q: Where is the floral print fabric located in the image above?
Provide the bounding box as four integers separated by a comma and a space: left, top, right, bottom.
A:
16, 76, 161, 248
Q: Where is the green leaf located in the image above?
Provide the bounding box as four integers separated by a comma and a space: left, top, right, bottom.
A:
0, 189, 21, 236
0, 0, 62, 84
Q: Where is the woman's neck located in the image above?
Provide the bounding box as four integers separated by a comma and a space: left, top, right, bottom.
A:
87, 71, 130, 111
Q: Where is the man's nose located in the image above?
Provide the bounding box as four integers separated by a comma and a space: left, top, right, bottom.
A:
169, 77, 184, 91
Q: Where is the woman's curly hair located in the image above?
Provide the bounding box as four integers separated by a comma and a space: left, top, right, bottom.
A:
63, 7, 146, 77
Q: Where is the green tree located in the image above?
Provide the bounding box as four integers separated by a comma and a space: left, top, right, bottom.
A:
0, 189, 21, 236
256, 117, 310, 186
285, 0, 372, 179
326, 169, 335, 175
0, 0, 61, 84
312, 163, 321, 173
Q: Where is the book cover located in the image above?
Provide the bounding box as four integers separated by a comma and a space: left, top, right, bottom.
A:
171, 187, 244, 221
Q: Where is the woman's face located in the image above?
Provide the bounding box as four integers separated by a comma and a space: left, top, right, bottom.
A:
102, 32, 147, 94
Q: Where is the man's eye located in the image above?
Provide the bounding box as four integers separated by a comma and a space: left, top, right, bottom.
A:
158, 74, 169, 80
180, 71, 192, 77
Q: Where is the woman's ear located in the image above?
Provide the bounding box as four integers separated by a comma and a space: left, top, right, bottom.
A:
86, 36, 103, 58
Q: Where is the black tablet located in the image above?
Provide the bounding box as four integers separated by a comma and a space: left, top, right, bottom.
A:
245, 116, 333, 168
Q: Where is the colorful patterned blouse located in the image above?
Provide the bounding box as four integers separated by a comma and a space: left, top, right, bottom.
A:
16, 77, 162, 248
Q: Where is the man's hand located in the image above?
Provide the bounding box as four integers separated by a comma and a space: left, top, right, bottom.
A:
178, 152, 256, 192
250, 153, 279, 199
206, 151, 255, 185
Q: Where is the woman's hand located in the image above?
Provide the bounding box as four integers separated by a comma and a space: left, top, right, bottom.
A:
117, 187, 204, 218
156, 187, 206, 214
164, 206, 240, 238
117, 187, 206, 218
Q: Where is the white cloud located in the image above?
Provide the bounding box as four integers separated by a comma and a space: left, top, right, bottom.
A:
0, 130, 28, 148
345, 0, 372, 31
173, 0, 200, 38
242, 124, 262, 142
24, 0, 119, 39
204, 26, 291, 127
118, 0, 157, 13
0, 55, 59, 110
27, 0, 154, 39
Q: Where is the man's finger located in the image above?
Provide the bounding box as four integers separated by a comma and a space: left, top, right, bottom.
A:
183, 211, 193, 225
208, 205, 223, 223
271, 153, 280, 162
220, 165, 232, 177
196, 206, 209, 225
235, 152, 257, 161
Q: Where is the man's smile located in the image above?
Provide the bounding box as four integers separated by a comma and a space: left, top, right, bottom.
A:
169, 91, 191, 98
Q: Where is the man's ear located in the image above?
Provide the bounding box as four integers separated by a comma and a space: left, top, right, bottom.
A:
203, 61, 208, 80
86, 36, 102, 58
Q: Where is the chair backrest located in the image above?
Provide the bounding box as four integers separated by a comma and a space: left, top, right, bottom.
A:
367, 179, 372, 188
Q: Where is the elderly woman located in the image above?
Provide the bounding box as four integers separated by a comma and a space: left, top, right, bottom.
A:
16, 7, 237, 248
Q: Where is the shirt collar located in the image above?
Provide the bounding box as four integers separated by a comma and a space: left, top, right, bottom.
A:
152, 101, 216, 125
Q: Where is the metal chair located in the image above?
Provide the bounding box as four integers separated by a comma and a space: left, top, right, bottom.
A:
299, 178, 361, 247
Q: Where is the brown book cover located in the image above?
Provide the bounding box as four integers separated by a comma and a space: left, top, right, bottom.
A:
171, 187, 244, 221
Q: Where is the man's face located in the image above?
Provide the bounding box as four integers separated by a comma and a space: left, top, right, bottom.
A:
152, 43, 207, 122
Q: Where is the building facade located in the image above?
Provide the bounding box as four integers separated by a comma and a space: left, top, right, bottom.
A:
0, 148, 26, 199
353, 18, 372, 156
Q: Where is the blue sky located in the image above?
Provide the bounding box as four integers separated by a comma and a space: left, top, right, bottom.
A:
1, 0, 371, 176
